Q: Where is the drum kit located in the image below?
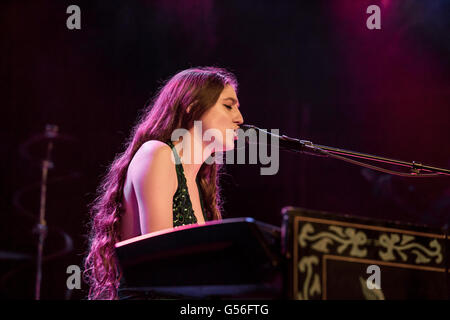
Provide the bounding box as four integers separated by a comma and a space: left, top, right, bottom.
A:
2, 124, 78, 299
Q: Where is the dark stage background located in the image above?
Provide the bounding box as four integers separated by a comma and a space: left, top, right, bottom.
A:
1, 0, 449, 299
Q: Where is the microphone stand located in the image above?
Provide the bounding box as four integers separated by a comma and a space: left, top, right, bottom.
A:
285, 136, 450, 176
241, 125, 450, 177
34, 124, 58, 300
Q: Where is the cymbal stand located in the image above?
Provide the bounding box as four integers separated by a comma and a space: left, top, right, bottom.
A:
34, 124, 58, 300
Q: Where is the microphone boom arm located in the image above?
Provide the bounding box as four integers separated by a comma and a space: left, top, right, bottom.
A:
241, 124, 450, 177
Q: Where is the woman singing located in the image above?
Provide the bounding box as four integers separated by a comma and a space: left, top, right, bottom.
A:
84, 67, 244, 299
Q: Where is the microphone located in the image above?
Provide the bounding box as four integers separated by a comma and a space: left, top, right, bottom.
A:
238, 124, 328, 156
238, 125, 450, 176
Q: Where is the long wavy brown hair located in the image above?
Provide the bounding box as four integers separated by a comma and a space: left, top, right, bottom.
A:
84, 67, 238, 299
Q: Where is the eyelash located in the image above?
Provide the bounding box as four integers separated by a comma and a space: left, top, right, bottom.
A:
224, 104, 232, 109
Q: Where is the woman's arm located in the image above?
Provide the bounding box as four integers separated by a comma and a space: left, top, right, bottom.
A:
129, 141, 177, 234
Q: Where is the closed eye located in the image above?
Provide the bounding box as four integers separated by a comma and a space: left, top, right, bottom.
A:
224, 104, 232, 109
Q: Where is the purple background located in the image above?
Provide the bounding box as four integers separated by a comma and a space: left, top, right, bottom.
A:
1, 0, 449, 299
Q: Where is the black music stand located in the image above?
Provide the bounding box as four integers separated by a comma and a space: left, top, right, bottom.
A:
115, 217, 283, 299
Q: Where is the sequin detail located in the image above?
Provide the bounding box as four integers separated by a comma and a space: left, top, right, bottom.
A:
164, 140, 207, 227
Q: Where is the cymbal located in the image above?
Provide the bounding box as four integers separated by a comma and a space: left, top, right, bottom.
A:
19, 125, 79, 164
0, 251, 31, 261
21, 131, 78, 146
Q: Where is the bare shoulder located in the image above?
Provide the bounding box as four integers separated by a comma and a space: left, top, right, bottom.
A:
137, 140, 172, 158
126, 140, 177, 234
128, 140, 177, 189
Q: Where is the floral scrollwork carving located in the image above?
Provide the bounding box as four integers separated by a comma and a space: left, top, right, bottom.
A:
297, 256, 321, 300
298, 223, 368, 258
377, 234, 442, 264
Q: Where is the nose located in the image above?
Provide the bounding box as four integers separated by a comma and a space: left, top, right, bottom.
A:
234, 109, 244, 127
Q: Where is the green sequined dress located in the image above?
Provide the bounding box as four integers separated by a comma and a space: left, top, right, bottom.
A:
164, 140, 208, 226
